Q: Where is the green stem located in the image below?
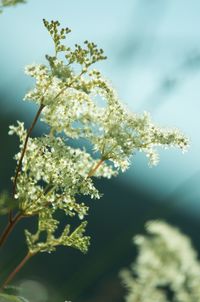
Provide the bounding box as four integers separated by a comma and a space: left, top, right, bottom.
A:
87, 158, 104, 178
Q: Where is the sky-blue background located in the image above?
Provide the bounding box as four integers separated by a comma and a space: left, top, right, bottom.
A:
1, 0, 200, 216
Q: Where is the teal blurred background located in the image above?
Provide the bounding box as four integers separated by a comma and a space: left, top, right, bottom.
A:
1, 1, 200, 301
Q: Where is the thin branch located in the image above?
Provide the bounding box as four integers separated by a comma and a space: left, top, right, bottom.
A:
12, 104, 45, 201
1, 104, 45, 246
0, 74, 80, 244
12, 69, 85, 205
87, 158, 104, 178
53, 69, 86, 100
0, 212, 23, 247
0, 252, 34, 290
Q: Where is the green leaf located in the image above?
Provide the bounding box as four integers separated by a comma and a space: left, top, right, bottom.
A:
0, 293, 28, 302
0, 191, 17, 216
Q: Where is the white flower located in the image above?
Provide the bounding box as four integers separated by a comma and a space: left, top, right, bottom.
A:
120, 221, 200, 302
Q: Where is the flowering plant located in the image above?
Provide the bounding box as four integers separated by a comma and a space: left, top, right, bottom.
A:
0, 18, 188, 298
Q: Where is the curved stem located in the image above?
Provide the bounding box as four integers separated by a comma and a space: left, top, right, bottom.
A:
9, 72, 84, 220
8, 104, 45, 224
12, 104, 45, 200
3, 104, 45, 242
0, 252, 34, 290
0, 212, 23, 247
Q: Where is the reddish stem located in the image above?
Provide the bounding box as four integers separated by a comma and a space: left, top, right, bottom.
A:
1, 104, 45, 246
12, 104, 45, 200
7, 104, 45, 224
0, 212, 23, 247
1, 252, 33, 290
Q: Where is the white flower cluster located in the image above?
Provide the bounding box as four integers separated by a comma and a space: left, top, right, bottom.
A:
9, 122, 117, 213
120, 221, 200, 302
24, 20, 188, 171
24, 64, 188, 169
9, 20, 189, 256
9, 122, 117, 253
